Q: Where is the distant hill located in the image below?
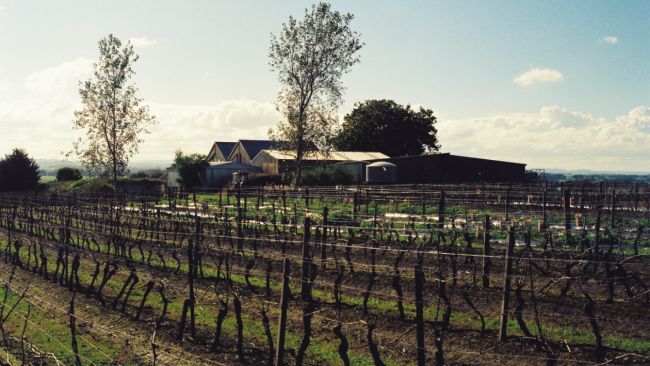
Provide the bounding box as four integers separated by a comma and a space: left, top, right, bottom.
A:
543, 168, 650, 175
36, 159, 172, 176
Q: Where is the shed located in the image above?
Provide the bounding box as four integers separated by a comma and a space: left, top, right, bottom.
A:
252, 150, 390, 183
205, 161, 262, 188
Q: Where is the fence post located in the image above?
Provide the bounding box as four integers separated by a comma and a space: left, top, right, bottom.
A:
353, 192, 358, 225
275, 258, 291, 366
634, 182, 638, 211
483, 215, 491, 288
373, 201, 378, 229
301, 217, 312, 302
610, 189, 616, 225
593, 210, 601, 274
421, 186, 426, 216
504, 187, 510, 222
564, 189, 571, 246
414, 264, 426, 366
498, 226, 515, 342
438, 190, 445, 230
542, 190, 547, 230
322, 207, 328, 268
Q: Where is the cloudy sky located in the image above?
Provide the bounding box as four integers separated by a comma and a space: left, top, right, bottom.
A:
0, 0, 648, 171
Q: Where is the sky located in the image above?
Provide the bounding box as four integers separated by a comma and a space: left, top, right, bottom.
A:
0, 0, 648, 172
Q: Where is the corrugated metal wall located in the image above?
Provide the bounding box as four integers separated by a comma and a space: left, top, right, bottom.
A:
368, 154, 526, 183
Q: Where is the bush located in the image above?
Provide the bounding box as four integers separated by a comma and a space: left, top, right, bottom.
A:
56, 167, 83, 181
299, 164, 355, 186
169, 149, 208, 188
0, 148, 41, 192
245, 173, 284, 187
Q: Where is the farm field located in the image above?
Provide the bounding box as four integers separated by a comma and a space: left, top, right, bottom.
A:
0, 182, 648, 365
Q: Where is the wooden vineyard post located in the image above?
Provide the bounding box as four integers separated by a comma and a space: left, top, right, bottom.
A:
504, 187, 510, 222
272, 202, 277, 232
414, 264, 426, 366
301, 217, 312, 302
599, 181, 603, 206
275, 258, 291, 366
542, 190, 547, 231
305, 187, 310, 210
322, 207, 328, 268
438, 190, 445, 230
498, 226, 515, 342
353, 192, 358, 226
366, 190, 370, 217
634, 182, 638, 211
219, 187, 222, 207
564, 189, 571, 247
610, 189, 616, 225
282, 190, 287, 214
593, 210, 601, 274
580, 183, 585, 214
373, 201, 378, 229
421, 186, 426, 216
237, 207, 244, 253
483, 215, 491, 288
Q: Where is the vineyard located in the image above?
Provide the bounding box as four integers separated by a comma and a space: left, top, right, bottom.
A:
0, 182, 648, 365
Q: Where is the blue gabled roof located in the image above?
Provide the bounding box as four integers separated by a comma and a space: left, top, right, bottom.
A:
238, 140, 274, 160
215, 142, 237, 158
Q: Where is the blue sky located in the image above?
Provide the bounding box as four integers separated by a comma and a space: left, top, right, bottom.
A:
0, 0, 648, 171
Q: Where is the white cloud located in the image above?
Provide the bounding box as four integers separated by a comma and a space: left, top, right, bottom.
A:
513, 67, 563, 86
25, 58, 94, 94
129, 37, 160, 47
598, 37, 618, 44
1, 61, 281, 161
437, 106, 650, 171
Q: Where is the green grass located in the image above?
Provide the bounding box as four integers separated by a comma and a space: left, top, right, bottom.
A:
39, 176, 57, 183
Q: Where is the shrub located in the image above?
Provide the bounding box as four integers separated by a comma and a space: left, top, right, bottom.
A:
299, 164, 355, 186
0, 148, 41, 192
169, 149, 208, 188
245, 173, 284, 187
56, 167, 83, 181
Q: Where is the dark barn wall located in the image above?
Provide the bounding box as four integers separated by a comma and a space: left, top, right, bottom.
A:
446, 155, 526, 183
369, 154, 526, 183
371, 154, 448, 184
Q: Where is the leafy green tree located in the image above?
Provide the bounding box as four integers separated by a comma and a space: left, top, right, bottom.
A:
0, 148, 40, 192
268, 2, 363, 186
66, 34, 157, 193
56, 167, 83, 182
170, 150, 208, 188
332, 99, 440, 157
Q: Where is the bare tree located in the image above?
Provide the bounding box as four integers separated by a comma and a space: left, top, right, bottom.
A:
67, 34, 157, 192
268, 3, 363, 185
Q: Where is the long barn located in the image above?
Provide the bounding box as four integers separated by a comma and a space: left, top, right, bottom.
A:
367, 153, 527, 183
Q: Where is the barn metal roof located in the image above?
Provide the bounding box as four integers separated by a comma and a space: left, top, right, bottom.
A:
236, 140, 275, 161
256, 150, 389, 161
214, 142, 237, 158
